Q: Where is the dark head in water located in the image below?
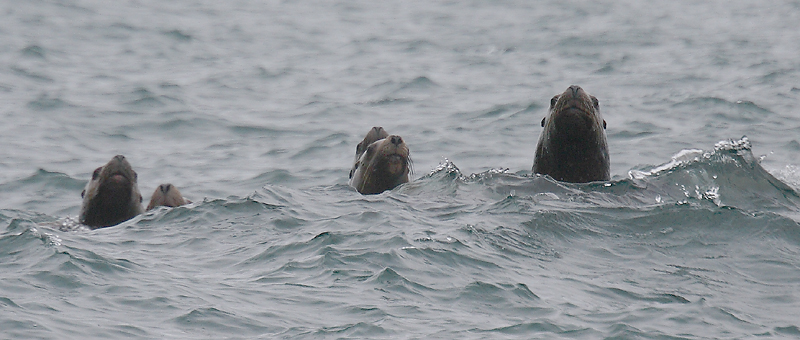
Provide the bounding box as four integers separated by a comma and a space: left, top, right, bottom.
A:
80, 155, 144, 228
146, 183, 191, 210
349, 127, 411, 194
533, 85, 610, 183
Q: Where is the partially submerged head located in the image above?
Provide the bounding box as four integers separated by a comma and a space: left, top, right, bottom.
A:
350, 127, 411, 194
146, 183, 190, 210
533, 85, 610, 183
80, 155, 144, 228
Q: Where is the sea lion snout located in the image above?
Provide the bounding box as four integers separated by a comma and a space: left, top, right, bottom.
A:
370, 126, 385, 136
386, 155, 406, 175
390, 135, 403, 146
108, 173, 130, 185
568, 85, 583, 97
378, 135, 409, 159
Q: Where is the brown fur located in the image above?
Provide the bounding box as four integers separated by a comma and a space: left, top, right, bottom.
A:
349, 127, 411, 194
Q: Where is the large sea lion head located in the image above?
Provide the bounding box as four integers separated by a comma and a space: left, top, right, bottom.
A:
146, 183, 191, 211
80, 155, 144, 228
543, 85, 606, 139
349, 128, 411, 194
533, 85, 610, 183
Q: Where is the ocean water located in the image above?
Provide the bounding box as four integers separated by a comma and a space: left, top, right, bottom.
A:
2, 0, 800, 339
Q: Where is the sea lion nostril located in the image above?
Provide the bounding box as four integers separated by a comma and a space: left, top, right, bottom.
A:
569, 85, 581, 96
391, 136, 403, 145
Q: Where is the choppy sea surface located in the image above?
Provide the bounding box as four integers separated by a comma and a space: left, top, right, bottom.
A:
2, 0, 800, 339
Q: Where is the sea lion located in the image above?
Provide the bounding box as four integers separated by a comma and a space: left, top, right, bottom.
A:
533, 85, 610, 183
79, 155, 144, 228
349, 127, 411, 194
146, 183, 191, 210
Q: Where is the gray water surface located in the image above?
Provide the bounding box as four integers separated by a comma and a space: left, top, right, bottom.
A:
2, 1, 800, 339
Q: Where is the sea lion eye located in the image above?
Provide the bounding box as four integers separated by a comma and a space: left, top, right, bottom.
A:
356, 141, 368, 156
541, 117, 546, 127
550, 95, 559, 108
92, 167, 102, 180
366, 144, 376, 157
591, 96, 599, 109
133, 171, 138, 181
603, 120, 607, 129
81, 189, 85, 198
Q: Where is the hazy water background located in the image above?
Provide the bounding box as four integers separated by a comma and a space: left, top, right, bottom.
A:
2, 0, 800, 339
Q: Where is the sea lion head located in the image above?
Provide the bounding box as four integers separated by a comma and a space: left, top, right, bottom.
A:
349, 128, 411, 194
533, 85, 610, 183
146, 183, 191, 210
544, 85, 606, 139
80, 155, 144, 228
354, 126, 389, 161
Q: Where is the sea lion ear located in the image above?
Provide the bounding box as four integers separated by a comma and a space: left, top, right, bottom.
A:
349, 163, 357, 179
139, 194, 143, 203
541, 117, 546, 127
81, 189, 85, 198
603, 120, 607, 129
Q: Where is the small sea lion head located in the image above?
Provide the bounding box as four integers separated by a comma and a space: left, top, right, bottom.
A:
146, 183, 190, 210
80, 155, 144, 228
